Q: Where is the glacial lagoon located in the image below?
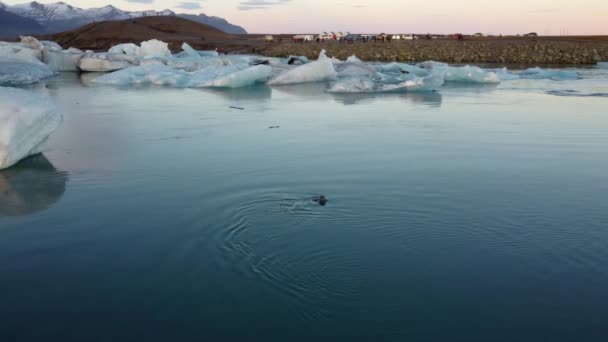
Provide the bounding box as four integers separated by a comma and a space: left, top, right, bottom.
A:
1, 61, 608, 340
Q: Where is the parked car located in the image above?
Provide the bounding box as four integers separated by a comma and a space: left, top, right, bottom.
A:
402, 34, 418, 40
344, 34, 361, 41
473, 33, 484, 37
317, 32, 334, 40
293, 34, 314, 42
523, 32, 538, 37
391, 34, 402, 40
264, 35, 274, 42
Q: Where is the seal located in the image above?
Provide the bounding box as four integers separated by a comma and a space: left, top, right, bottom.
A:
313, 195, 328, 206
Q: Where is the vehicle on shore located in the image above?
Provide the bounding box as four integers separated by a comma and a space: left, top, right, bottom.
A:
264, 35, 274, 42
293, 34, 314, 42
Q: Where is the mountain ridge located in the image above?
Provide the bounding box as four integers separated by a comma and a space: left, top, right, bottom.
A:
2, 1, 247, 37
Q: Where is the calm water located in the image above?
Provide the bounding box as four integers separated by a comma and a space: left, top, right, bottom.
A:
1, 70, 608, 341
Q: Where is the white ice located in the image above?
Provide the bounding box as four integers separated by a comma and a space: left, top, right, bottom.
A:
0, 87, 63, 170
43, 49, 84, 72
268, 50, 337, 85
93, 63, 272, 88
140, 39, 171, 58
597, 62, 608, 69
518, 67, 581, 81
0, 59, 55, 85
78, 52, 138, 72
441, 66, 501, 84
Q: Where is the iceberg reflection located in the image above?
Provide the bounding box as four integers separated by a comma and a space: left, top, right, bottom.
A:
0, 155, 68, 217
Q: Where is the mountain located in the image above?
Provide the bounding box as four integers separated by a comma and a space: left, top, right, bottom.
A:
0, 3, 45, 38
178, 14, 247, 35
2, 2, 247, 37
48, 16, 241, 52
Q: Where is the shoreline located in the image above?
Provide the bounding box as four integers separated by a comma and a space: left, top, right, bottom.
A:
252, 38, 608, 65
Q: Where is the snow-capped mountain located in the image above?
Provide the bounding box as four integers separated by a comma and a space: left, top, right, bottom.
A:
3, 2, 247, 35
0, 2, 45, 37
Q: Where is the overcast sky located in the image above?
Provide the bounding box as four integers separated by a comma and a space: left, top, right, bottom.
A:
4, 0, 608, 34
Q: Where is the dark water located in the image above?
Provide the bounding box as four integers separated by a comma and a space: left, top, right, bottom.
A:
1, 72, 608, 341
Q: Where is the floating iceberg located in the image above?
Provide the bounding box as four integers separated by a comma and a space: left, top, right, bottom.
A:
140, 39, 171, 58
441, 66, 500, 84
269, 50, 337, 85
78, 53, 138, 72
93, 64, 189, 86
108, 43, 141, 58
0, 59, 55, 85
189, 64, 272, 88
43, 49, 84, 72
327, 73, 444, 93
376, 62, 429, 77
518, 67, 580, 81
0, 87, 63, 170
0, 41, 42, 63
93, 63, 272, 88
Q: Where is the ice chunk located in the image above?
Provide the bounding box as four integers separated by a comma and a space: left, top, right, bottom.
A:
518, 67, 580, 81
19, 36, 43, 51
0, 58, 55, 85
199, 50, 219, 57
93, 64, 189, 87
190, 64, 272, 88
494, 68, 520, 81
181, 43, 201, 60
140, 39, 170, 58
418, 61, 448, 69
326, 78, 377, 93
0, 87, 63, 170
41, 41, 63, 51
597, 62, 608, 69
327, 73, 444, 93
269, 50, 337, 85
0, 42, 42, 62
377, 62, 429, 77
442, 66, 500, 84
335, 55, 378, 77
43, 49, 84, 72
78, 53, 137, 72
108, 43, 141, 57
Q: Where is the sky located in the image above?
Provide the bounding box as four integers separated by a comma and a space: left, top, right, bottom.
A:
4, 0, 608, 34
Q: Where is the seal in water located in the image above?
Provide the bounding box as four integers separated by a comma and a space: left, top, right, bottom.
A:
313, 195, 328, 206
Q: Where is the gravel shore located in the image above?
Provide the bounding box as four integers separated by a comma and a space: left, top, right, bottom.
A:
255, 37, 608, 65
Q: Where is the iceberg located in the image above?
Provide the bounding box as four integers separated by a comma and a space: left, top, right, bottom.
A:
518, 67, 581, 81
442, 66, 500, 84
0, 87, 63, 170
0, 42, 42, 63
93, 63, 272, 88
190, 64, 272, 88
78, 53, 138, 72
43, 49, 84, 72
418, 61, 449, 69
376, 62, 429, 77
269, 50, 337, 85
93, 64, 189, 87
140, 39, 171, 58
108, 43, 141, 58
327, 73, 444, 93
0, 59, 55, 85
181, 43, 202, 60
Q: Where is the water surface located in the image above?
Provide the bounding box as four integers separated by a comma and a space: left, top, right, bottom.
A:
1, 70, 608, 341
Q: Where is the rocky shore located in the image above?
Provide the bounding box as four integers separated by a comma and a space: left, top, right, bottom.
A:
255, 37, 608, 65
